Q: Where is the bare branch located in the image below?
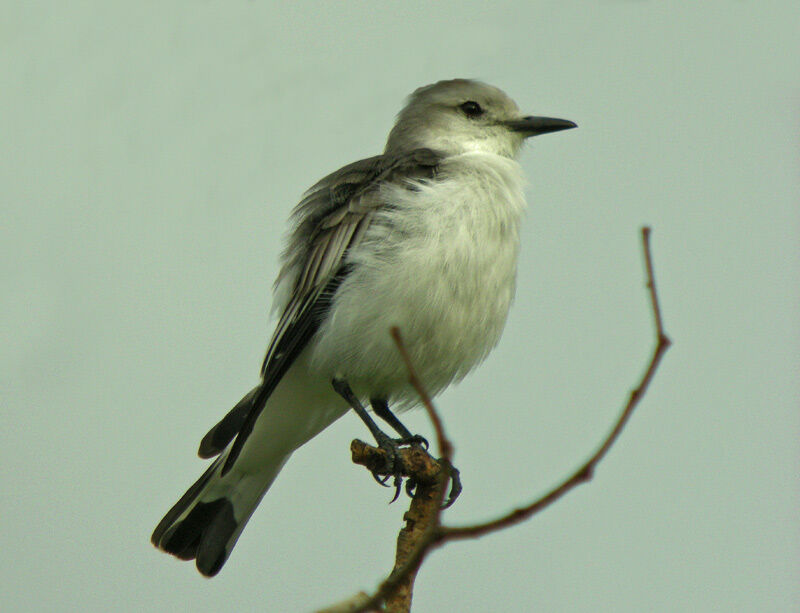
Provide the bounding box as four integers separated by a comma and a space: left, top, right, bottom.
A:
323, 227, 671, 613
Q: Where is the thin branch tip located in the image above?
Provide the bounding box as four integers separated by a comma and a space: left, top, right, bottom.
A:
435, 227, 671, 541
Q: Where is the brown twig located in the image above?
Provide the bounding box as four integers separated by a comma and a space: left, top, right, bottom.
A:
389, 327, 453, 461
642, 227, 668, 340
323, 227, 670, 613
441, 228, 670, 540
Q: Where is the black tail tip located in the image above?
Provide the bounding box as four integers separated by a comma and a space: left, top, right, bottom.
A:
152, 498, 238, 577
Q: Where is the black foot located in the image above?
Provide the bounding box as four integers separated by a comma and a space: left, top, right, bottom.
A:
370, 431, 431, 503
371, 430, 417, 503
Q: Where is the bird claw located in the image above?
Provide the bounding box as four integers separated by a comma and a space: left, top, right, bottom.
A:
371, 432, 429, 504
440, 461, 462, 509
389, 476, 403, 504
371, 432, 406, 503
371, 472, 391, 487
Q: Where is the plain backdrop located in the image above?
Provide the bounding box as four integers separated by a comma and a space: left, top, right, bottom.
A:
2, 2, 798, 612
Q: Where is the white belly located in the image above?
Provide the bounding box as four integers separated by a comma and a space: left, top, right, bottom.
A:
309, 152, 527, 406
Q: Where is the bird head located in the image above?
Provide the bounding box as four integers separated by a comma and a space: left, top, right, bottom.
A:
385, 79, 576, 158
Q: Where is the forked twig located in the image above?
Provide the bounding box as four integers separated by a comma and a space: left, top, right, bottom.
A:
441, 228, 670, 540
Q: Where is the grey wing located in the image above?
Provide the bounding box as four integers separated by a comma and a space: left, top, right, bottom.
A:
261, 158, 384, 377
263, 146, 442, 376
220, 148, 441, 474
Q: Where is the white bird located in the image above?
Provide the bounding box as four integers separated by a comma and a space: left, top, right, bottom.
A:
151, 79, 576, 576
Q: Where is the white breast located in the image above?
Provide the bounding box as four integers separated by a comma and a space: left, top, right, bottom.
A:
310, 152, 527, 405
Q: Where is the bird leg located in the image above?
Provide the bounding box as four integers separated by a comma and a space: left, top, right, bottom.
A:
370, 397, 429, 449
333, 379, 435, 501
332, 378, 408, 496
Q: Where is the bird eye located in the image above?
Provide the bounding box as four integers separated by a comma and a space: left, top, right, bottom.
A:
459, 101, 484, 118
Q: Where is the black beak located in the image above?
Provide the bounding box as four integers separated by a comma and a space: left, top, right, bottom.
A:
505, 116, 577, 137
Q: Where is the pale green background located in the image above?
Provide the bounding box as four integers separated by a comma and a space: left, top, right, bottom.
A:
2, 2, 798, 612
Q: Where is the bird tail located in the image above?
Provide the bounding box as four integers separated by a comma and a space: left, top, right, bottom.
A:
152, 358, 349, 576
150, 444, 289, 577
